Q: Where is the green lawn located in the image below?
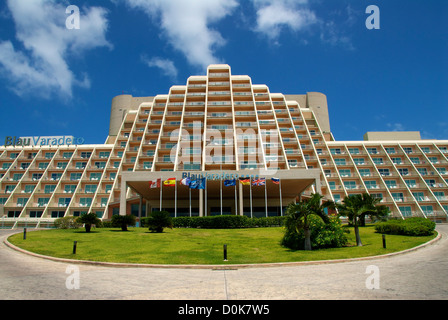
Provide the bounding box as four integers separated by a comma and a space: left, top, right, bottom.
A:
8, 225, 437, 265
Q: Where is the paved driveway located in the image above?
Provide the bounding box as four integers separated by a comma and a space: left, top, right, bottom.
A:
0, 225, 447, 300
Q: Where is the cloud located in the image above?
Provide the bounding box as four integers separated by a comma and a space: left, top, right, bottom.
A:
123, 0, 238, 71
142, 56, 178, 80
386, 123, 406, 132
251, 0, 318, 42
0, 0, 111, 99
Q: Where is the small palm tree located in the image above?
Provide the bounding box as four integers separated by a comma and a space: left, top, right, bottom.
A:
111, 214, 136, 231
335, 193, 389, 246
147, 210, 173, 233
76, 212, 101, 233
284, 193, 332, 250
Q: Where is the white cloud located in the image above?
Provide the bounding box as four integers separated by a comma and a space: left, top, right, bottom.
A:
0, 0, 111, 99
251, 0, 317, 41
123, 0, 238, 71
142, 56, 178, 80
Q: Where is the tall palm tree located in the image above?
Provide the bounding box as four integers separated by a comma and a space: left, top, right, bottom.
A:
335, 193, 389, 246
284, 193, 332, 250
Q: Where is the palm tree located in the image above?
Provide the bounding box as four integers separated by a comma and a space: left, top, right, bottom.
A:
284, 193, 332, 250
335, 193, 389, 246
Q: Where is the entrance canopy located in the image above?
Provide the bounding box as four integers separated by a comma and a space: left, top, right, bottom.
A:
119, 169, 321, 216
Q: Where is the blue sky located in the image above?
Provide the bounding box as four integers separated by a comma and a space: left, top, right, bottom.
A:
0, 0, 447, 144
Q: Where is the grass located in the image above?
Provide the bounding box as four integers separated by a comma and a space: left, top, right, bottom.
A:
7, 225, 437, 265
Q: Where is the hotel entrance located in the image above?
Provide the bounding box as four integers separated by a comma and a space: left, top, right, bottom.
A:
119, 169, 321, 218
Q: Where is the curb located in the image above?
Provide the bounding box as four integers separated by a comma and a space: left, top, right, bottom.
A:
3, 230, 442, 270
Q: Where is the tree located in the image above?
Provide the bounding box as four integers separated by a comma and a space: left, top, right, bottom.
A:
111, 214, 136, 231
76, 212, 101, 233
146, 211, 173, 233
335, 193, 390, 246
283, 193, 332, 250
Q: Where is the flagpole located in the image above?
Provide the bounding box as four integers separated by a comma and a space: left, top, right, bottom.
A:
234, 182, 237, 216
175, 179, 177, 218
265, 178, 268, 218
250, 177, 253, 218
220, 164, 223, 216
160, 178, 163, 211
279, 178, 283, 216
189, 186, 192, 217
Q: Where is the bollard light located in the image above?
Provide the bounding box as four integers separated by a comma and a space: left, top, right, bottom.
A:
23, 228, 26, 240
382, 234, 386, 249
223, 244, 228, 261
73, 241, 77, 254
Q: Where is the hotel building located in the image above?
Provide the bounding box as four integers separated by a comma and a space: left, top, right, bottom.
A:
1, 64, 448, 229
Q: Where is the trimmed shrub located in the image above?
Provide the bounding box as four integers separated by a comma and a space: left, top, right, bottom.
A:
145, 211, 173, 233
111, 214, 136, 231
374, 217, 435, 236
54, 216, 82, 229
281, 215, 349, 250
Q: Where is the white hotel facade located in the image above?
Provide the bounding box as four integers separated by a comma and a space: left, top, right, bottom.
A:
1, 64, 448, 229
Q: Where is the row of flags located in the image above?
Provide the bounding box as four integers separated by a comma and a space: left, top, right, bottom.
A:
149, 177, 280, 189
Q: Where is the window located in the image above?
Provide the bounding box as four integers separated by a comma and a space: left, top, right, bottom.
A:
57, 162, 67, 169
385, 147, 395, 154
44, 185, 56, 194
412, 192, 425, 201
365, 181, 378, 189
353, 158, 365, 165
421, 205, 433, 216
45, 152, 55, 159
348, 148, 359, 155
51, 173, 62, 181
101, 198, 108, 207
334, 158, 346, 166
58, 198, 71, 207
344, 181, 357, 189
29, 211, 43, 218
410, 157, 420, 164
399, 206, 412, 217
405, 179, 417, 188
99, 151, 110, 158
339, 169, 351, 177
70, 173, 82, 181
13, 173, 23, 181
38, 162, 49, 170
434, 192, 445, 201
330, 148, 342, 155
51, 211, 65, 218
328, 181, 336, 190
63, 152, 73, 159
76, 162, 87, 169
17, 197, 28, 206
105, 185, 112, 193
24, 185, 35, 193
85, 185, 97, 193
378, 169, 390, 176
94, 161, 106, 169
392, 157, 402, 164
37, 198, 49, 207
80, 198, 92, 207
403, 147, 413, 154
90, 172, 102, 180
398, 168, 409, 176
385, 180, 397, 188
392, 193, 404, 202
64, 185, 77, 193
20, 163, 30, 169
417, 168, 428, 176
359, 169, 371, 177
373, 158, 383, 165
367, 147, 378, 154
2, 163, 11, 170
80, 152, 92, 159
5, 185, 16, 193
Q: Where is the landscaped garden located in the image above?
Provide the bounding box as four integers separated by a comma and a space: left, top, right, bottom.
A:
7, 193, 438, 265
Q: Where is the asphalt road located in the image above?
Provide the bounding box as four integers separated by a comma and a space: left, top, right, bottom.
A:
0, 225, 447, 300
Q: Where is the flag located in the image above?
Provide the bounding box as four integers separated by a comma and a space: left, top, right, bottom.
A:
189, 178, 205, 189
180, 177, 190, 186
149, 179, 161, 188
271, 177, 280, 185
252, 178, 266, 186
239, 177, 250, 185
224, 179, 236, 187
163, 178, 176, 187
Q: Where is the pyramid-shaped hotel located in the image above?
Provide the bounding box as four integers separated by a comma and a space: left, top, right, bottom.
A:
1, 64, 447, 228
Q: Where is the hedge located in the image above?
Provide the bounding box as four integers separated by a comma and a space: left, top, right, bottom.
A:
374, 217, 436, 236
143, 215, 287, 229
